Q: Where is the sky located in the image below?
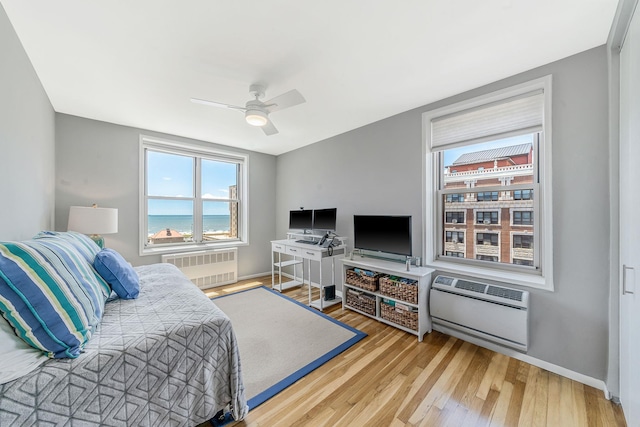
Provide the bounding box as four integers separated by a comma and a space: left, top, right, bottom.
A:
147, 150, 237, 215
442, 134, 533, 167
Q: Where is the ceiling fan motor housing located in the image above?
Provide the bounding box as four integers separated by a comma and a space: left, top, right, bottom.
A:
245, 100, 268, 126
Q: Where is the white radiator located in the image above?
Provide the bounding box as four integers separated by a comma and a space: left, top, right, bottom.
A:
162, 248, 238, 290
430, 275, 529, 351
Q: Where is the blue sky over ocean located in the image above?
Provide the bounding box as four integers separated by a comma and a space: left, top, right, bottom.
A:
147, 151, 237, 215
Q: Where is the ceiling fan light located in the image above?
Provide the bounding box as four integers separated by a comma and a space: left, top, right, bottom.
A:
245, 109, 268, 126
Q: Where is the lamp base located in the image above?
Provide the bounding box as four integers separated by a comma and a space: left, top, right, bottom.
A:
89, 234, 105, 249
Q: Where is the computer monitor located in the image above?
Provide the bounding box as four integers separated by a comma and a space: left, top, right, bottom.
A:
289, 209, 313, 231
313, 208, 337, 232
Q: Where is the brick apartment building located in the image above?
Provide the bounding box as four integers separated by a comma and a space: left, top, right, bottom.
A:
442, 143, 534, 266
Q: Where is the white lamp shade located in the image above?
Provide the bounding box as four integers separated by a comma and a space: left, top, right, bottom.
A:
67, 206, 118, 234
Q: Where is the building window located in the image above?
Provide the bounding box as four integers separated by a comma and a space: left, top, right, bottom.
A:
424, 76, 553, 290
476, 233, 499, 246
514, 189, 533, 200
513, 234, 533, 249
477, 191, 499, 202
476, 255, 499, 262
139, 135, 247, 254
476, 211, 499, 225
445, 211, 465, 224
446, 231, 465, 243
513, 211, 533, 225
513, 258, 534, 266
446, 251, 465, 258
446, 193, 465, 203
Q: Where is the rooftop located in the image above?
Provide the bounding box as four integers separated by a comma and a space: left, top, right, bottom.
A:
452, 143, 532, 166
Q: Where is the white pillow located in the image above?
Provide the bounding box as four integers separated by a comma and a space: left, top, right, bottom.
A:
0, 317, 47, 385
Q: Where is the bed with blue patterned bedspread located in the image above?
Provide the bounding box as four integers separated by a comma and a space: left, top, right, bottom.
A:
0, 263, 248, 426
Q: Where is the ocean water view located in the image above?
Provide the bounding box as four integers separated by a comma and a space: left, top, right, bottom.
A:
148, 215, 231, 235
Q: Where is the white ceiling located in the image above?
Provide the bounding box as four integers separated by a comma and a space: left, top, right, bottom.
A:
1, 1, 618, 156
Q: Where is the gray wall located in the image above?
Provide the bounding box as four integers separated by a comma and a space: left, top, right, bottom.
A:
277, 46, 610, 381
0, 5, 55, 240
55, 114, 277, 276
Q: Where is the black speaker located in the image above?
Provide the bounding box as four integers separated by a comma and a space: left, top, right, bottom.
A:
324, 285, 336, 301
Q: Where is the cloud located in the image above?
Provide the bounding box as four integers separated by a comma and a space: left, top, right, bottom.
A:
162, 177, 172, 181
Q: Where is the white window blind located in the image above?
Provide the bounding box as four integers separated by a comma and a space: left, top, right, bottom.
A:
430, 91, 544, 149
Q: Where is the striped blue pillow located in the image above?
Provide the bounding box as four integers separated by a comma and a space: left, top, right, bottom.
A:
33, 231, 101, 264
0, 238, 110, 358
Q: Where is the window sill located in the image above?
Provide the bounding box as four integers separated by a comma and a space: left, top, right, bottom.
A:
426, 259, 553, 291
140, 240, 248, 257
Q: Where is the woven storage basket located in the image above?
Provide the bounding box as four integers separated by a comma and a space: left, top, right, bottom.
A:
379, 276, 418, 304
345, 269, 384, 292
345, 288, 376, 316
381, 301, 418, 331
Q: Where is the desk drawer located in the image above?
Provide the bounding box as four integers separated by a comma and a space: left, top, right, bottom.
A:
272, 242, 286, 253
285, 245, 306, 258
301, 248, 323, 261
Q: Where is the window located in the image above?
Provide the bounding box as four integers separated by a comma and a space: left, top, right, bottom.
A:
446, 251, 464, 258
476, 211, 499, 225
445, 211, 465, 224
477, 191, 499, 202
139, 135, 248, 254
513, 211, 533, 225
514, 189, 533, 200
445, 231, 465, 243
476, 255, 499, 262
476, 233, 499, 246
423, 76, 553, 290
513, 234, 533, 249
446, 193, 465, 203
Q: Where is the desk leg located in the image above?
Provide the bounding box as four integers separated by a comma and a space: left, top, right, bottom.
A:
307, 259, 312, 306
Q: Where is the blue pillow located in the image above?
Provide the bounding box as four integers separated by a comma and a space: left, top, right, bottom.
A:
33, 231, 101, 264
0, 238, 110, 358
93, 249, 139, 299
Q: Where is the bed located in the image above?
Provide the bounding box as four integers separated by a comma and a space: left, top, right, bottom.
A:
0, 262, 248, 425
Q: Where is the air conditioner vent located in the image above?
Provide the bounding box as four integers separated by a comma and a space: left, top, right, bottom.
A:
455, 280, 487, 294
487, 285, 523, 302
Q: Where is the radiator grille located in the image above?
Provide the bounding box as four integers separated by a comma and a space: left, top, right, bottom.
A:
455, 280, 487, 294
162, 248, 238, 290
486, 285, 524, 302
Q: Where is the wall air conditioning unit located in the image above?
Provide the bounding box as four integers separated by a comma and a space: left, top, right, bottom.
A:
430, 275, 529, 351
452, 219, 458, 224
483, 219, 491, 225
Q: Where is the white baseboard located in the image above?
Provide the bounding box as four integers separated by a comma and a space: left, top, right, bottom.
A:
237, 271, 271, 281
432, 324, 610, 399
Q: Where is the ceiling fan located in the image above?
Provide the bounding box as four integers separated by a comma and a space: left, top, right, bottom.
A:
191, 84, 305, 136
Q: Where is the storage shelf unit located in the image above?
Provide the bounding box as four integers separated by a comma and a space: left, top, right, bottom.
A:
341, 257, 434, 341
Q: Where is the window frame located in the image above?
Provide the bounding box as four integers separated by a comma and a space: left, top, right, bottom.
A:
422, 76, 553, 291
139, 135, 249, 256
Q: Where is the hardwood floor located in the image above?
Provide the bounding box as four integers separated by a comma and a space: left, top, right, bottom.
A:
204, 276, 626, 427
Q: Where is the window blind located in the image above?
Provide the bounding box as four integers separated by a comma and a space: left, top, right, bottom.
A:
431, 90, 544, 149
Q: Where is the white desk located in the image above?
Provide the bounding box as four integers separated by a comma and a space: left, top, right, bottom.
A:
271, 238, 346, 311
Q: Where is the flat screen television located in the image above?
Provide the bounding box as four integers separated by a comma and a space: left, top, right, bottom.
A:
289, 209, 313, 231
313, 208, 337, 231
353, 215, 412, 257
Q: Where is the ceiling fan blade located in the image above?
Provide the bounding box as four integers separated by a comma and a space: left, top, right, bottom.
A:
264, 89, 305, 113
261, 119, 279, 136
191, 98, 245, 111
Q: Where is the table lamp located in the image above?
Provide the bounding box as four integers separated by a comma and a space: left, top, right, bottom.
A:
67, 204, 118, 248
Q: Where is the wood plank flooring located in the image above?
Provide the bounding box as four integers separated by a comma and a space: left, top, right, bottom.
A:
203, 276, 626, 427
